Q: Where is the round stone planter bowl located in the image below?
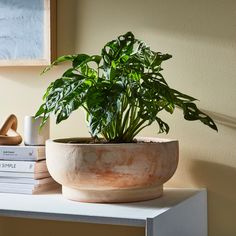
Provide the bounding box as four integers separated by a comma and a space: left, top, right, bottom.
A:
46, 137, 179, 203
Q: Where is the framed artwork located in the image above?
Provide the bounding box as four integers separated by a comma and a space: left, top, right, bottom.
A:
0, 0, 56, 66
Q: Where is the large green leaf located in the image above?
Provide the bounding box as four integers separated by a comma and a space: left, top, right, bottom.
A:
42, 55, 76, 74
36, 32, 217, 142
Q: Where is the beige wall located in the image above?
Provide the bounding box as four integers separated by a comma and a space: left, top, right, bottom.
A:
0, 0, 236, 235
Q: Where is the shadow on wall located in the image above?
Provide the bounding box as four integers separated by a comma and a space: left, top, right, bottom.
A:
1, 0, 235, 83
75, 0, 236, 42
190, 160, 236, 236
57, 0, 79, 55
142, 0, 235, 41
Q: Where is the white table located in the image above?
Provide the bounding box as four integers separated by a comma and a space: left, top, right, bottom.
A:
0, 188, 207, 236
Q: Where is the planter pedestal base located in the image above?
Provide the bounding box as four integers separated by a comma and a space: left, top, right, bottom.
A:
62, 185, 163, 203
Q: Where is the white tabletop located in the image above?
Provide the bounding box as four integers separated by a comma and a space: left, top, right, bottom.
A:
0, 188, 203, 226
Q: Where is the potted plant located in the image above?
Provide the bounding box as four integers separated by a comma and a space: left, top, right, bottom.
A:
35, 32, 217, 202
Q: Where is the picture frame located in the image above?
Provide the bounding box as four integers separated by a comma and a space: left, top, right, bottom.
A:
0, 0, 56, 66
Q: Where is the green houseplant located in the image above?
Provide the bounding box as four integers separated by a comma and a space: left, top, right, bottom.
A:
36, 32, 217, 202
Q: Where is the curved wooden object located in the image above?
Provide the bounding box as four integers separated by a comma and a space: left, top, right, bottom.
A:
0, 114, 22, 145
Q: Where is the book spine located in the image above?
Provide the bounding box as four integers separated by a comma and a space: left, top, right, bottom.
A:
0, 187, 32, 194
0, 183, 35, 190
0, 178, 39, 184
0, 177, 54, 185
0, 161, 36, 173
0, 171, 50, 179
0, 147, 44, 160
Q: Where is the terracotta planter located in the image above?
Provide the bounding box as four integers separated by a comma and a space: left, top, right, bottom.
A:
46, 137, 179, 203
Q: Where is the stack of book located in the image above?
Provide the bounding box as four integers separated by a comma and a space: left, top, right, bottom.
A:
0, 145, 60, 194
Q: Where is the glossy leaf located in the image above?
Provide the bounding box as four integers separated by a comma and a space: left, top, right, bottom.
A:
36, 32, 217, 142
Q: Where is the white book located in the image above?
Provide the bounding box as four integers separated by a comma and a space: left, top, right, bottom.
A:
0, 176, 55, 185
0, 180, 58, 189
0, 145, 45, 161
0, 171, 50, 179
0, 160, 48, 173
0, 182, 61, 195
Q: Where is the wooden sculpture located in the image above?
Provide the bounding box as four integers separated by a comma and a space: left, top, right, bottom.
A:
0, 114, 22, 145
